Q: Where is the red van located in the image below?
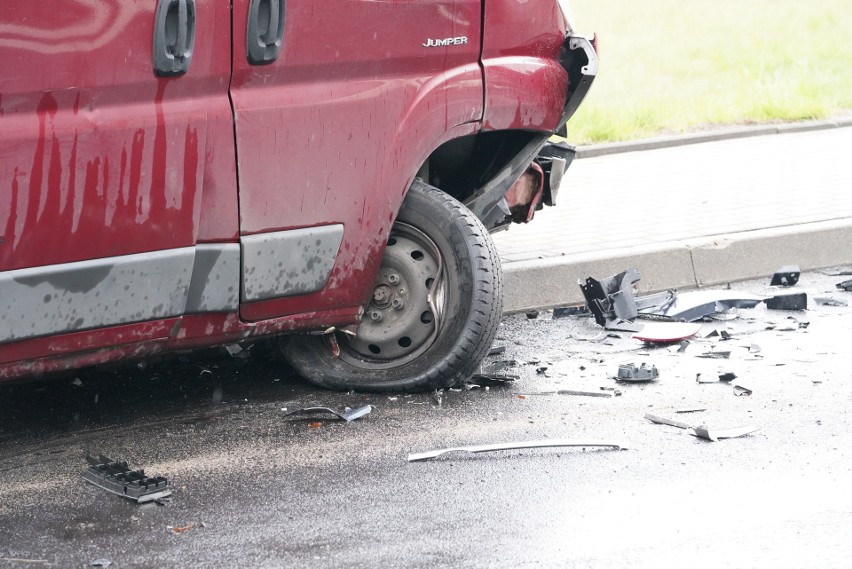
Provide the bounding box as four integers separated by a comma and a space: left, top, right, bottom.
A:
0, 0, 596, 392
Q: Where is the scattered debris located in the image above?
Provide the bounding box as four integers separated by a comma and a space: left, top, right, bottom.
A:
408, 439, 628, 462
525, 310, 540, 319
697, 351, 731, 359
307, 422, 322, 428
469, 373, 519, 387
820, 268, 852, 276
677, 340, 690, 353
656, 290, 763, 322
645, 414, 760, 442
83, 455, 171, 504
552, 305, 589, 318
765, 292, 808, 311
644, 413, 692, 429
676, 407, 707, 414
814, 296, 848, 307
615, 363, 659, 382
487, 346, 507, 356
168, 523, 195, 534
536, 366, 549, 375
749, 344, 762, 354
836, 280, 852, 292
689, 425, 759, 442
515, 389, 614, 398
91, 560, 113, 567
579, 268, 675, 328
632, 322, 701, 344
696, 373, 719, 384
770, 265, 800, 287
733, 384, 753, 397
432, 389, 444, 407
718, 372, 737, 383
282, 405, 373, 422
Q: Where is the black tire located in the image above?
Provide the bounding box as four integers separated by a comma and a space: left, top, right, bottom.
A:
283, 180, 503, 392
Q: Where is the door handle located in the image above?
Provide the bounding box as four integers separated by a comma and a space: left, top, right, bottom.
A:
153, 0, 196, 76
247, 0, 285, 65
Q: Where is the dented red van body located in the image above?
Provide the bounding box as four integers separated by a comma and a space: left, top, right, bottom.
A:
0, 0, 596, 391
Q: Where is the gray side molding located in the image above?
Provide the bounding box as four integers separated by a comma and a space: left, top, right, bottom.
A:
0, 248, 194, 344
241, 224, 344, 302
185, 244, 241, 313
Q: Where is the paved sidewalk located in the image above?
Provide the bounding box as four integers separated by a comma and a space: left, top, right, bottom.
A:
493, 125, 852, 312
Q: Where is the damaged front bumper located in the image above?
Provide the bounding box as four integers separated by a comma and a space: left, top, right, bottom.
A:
466, 33, 598, 231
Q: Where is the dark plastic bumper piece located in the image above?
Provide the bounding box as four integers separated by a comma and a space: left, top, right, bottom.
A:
83, 455, 172, 503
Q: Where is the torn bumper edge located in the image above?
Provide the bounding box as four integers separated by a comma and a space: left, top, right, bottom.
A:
466, 33, 598, 231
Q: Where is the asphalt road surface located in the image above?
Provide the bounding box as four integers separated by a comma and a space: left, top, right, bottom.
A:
1, 270, 851, 568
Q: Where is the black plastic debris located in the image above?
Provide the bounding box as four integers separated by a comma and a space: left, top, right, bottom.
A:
718, 372, 737, 383
487, 345, 506, 356
765, 292, 808, 310
469, 373, 519, 387
836, 280, 852, 292
525, 310, 540, 319
83, 455, 172, 504
91, 560, 113, 568
552, 305, 589, 319
579, 268, 675, 328
616, 363, 658, 382
281, 405, 373, 422
770, 265, 800, 287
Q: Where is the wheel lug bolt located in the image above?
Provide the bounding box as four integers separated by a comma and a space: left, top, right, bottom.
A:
370, 311, 383, 322
392, 299, 404, 310
388, 274, 400, 284
398, 288, 405, 295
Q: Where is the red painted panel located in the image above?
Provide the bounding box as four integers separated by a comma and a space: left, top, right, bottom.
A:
0, 0, 236, 271
481, 1, 568, 131
0, 319, 177, 365
231, 0, 483, 321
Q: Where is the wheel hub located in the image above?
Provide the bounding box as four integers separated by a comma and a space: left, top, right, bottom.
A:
347, 226, 441, 362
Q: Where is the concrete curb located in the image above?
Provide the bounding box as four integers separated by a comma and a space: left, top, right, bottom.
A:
502, 218, 852, 314
576, 117, 852, 159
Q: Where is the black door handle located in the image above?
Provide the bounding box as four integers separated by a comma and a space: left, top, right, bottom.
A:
153, 0, 196, 76
247, 0, 285, 65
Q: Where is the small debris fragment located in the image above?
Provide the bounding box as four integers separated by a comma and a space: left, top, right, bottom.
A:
487, 346, 506, 356
552, 305, 589, 318
749, 344, 762, 354
432, 389, 444, 407
696, 374, 719, 384
282, 405, 373, 422
91, 560, 112, 568
515, 389, 614, 398
677, 341, 690, 353
688, 425, 759, 442
814, 296, 847, 307
676, 407, 707, 414
307, 422, 322, 428
83, 455, 171, 504
169, 523, 195, 534
836, 279, 852, 292
525, 310, 540, 319
733, 384, 753, 397
644, 413, 692, 429
697, 351, 731, 359
469, 373, 519, 387
718, 372, 737, 383
615, 363, 659, 382
720, 330, 733, 341
408, 439, 628, 462
536, 366, 549, 375
765, 292, 808, 311
770, 265, 800, 287
632, 322, 701, 344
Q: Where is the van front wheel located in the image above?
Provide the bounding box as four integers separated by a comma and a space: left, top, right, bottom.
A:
283, 180, 503, 393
